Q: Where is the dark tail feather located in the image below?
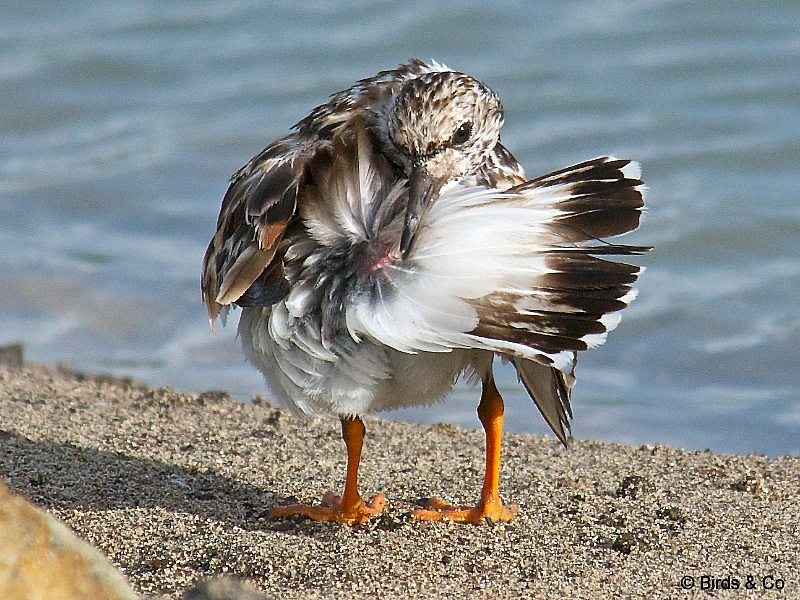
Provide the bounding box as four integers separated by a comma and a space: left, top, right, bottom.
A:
513, 156, 647, 243
513, 356, 574, 447
547, 244, 652, 256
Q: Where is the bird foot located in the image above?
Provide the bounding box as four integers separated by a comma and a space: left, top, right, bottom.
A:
412, 497, 518, 524
268, 491, 386, 525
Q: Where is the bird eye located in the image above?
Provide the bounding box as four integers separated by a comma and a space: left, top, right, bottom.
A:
451, 121, 472, 146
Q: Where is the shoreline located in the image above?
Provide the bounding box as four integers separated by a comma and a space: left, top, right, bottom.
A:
1, 362, 798, 598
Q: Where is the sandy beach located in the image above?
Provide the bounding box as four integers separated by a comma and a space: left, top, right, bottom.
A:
1, 362, 798, 599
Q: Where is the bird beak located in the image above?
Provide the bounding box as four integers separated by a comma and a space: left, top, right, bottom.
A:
400, 165, 444, 257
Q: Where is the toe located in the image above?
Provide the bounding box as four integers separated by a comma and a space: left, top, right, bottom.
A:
268, 491, 385, 525
412, 498, 518, 524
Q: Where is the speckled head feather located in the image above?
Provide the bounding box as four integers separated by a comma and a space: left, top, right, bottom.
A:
385, 71, 505, 180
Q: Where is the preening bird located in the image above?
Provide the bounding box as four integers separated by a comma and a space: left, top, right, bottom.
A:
202, 59, 649, 525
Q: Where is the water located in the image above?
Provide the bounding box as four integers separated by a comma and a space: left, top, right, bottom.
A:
2, 1, 798, 456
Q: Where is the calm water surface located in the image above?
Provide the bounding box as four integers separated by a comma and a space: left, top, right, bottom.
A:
2, 1, 799, 455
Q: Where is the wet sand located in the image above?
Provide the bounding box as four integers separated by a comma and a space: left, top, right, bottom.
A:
1, 363, 798, 598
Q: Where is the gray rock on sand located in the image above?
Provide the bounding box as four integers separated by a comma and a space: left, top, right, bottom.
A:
0, 480, 138, 600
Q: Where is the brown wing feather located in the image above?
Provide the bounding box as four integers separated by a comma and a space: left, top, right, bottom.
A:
201, 136, 319, 323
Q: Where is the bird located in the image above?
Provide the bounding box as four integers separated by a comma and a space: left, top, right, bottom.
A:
202, 59, 649, 525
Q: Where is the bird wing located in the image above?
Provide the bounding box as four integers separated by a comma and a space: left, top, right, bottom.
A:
201, 60, 443, 327
346, 156, 649, 376
201, 135, 322, 325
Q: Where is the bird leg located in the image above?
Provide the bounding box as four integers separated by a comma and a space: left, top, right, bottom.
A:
268, 416, 385, 525
413, 374, 518, 524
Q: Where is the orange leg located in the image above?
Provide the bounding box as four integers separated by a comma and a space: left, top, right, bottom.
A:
269, 416, 385, 525
413, 374, 518, 524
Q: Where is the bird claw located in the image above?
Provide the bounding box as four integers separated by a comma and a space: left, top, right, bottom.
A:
412, 497, 518, 524
268, 492, 386, 525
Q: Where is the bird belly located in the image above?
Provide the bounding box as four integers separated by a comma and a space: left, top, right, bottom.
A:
368, 348, 492, 412
238, 305, 491, 416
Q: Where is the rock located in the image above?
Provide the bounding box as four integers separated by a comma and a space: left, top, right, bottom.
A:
0, 344, 23, 369
182, 576, 267, 599
0, 479, 137, 600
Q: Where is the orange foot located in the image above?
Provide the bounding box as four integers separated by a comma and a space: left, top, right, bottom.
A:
268, 491, 386, 525
412, 497, 518, 524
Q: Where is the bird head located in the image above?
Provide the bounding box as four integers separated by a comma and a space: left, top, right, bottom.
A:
384, 71, 505, 255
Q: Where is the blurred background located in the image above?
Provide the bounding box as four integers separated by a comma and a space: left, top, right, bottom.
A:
2, 1, 798, 455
